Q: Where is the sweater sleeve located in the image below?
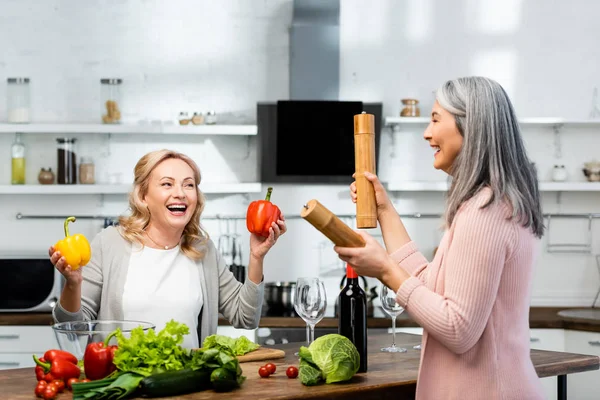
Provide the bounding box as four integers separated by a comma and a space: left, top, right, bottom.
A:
389, 241, 430, 281
395, 198, 516, 354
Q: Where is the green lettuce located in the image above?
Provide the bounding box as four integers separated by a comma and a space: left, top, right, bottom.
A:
112, 320, 191, 376
298, 334, 360, 385
202, 334, 259, 356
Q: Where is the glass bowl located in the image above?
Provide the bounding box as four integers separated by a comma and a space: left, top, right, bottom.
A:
52, 320, 155, 360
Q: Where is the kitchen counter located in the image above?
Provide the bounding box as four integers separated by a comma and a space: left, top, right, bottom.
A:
3, 307, 600, 332
2, 332, 599, 399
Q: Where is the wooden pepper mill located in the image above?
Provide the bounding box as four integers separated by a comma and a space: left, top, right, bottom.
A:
301, 199, 365, 247
354, 111, 377, 228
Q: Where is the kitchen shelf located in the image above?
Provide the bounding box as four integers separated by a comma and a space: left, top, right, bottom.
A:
0, 123, 257, 136
0, 183, 263, 195
385, 117, 600, 128
386, 181, 600, 192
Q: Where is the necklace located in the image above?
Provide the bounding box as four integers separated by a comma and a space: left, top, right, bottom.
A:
145, 230, 179, 250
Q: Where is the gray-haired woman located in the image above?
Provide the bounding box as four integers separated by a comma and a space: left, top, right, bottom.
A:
335, 77, 545, 399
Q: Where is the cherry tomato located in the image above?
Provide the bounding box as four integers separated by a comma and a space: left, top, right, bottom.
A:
264, 362, 277, 375
34, 382, 47, 398
80, 378, 91, 383
50, 379, 65, 393
42, 385, 57, 400
286, 366, 299, 379
258, 366, 270, 378
67, 377, 79, 390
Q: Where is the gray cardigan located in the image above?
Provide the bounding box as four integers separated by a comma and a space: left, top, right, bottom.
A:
53, 226, 264, 345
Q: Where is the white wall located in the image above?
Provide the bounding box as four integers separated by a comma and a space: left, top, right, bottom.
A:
1, 0, 599, 314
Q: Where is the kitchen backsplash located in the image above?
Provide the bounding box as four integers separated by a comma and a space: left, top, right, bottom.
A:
1, 0, 600, 313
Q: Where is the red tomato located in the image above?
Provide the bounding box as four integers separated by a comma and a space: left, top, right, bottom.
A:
42, 385, 57, 400
67, 377, 79, 390
80, 378, 91, 383
286, 366, 299, 379
264, 362, 277, 375
34, 382, 47, 398
258, 366, 270, 378
50, 379, 65, 393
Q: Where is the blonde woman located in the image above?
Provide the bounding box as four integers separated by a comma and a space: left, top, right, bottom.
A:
50, 149, 286, 349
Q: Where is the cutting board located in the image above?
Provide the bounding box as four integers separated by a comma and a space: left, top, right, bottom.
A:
237, 347, 286, 363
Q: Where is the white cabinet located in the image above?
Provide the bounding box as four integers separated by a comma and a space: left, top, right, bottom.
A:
530, 329, 565, 400
565, 330, 600, 400
0, 326, 58, 370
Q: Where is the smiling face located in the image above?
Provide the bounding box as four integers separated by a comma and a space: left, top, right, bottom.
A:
143, 158, 198, 233
423, 100, 464, 174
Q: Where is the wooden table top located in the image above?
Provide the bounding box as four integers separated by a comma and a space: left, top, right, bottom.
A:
2, 332, 598, 400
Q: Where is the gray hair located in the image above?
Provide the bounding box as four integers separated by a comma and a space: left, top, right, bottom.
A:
436, 76, 544, 238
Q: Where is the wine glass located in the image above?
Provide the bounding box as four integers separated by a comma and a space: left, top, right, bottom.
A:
379, 284, 407, 353
293, 278, 311, 351
295, 277, 327, 345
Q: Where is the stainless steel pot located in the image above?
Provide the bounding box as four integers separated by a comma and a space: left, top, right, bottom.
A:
264, 281, 296, 311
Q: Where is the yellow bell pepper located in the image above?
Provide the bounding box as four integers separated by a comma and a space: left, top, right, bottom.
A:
54, 216, 91, 271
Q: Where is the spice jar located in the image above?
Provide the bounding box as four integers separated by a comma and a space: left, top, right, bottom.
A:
205, 111, 217, 125
191, 112, 204, 125
101, 78, 122, 124
552, 165, 568, 182
56, 138, 77, 185
38, 168, 55, 185
79, 157, 95, 184
178, 112, 190, 125
7, 78, 31, 123
400, 99, 420, 117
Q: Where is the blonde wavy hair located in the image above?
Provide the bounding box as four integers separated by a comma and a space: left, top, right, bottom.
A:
118, 149, 209, 260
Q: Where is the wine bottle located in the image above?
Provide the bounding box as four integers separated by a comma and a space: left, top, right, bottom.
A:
338, 263, 368, 372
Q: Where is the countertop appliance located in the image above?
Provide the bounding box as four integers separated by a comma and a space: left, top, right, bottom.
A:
0, 255, 63, 312
257, 100, 383, 184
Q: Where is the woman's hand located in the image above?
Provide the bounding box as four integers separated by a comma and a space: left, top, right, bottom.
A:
350, 172, 394, 215
49, 245, 82, 287
334, 230, 410, 292
249, 214, 287, 260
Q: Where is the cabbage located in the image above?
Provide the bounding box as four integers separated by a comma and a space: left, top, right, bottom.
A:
298, 334, 360, 385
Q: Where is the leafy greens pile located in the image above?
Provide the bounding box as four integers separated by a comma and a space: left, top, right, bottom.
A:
72, 320, 246, 400
298, 334, 360, 386
202, 334, 260, 356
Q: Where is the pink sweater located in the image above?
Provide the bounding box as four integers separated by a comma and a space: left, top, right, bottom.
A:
393, 188, 544, 400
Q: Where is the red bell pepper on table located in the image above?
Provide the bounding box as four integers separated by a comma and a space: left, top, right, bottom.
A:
34, 349, 79, 382
83, 331, 119, 380
33, 351, 80, 382
246, 187, 282, 238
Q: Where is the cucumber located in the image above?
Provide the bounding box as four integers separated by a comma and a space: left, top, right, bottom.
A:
210, 367, 240, 392
139, 368, 211, 398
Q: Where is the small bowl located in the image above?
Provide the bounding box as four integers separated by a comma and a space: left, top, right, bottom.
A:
52, 320, 155, 360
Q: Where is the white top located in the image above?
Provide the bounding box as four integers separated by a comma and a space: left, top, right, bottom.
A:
122, 245, 203, 349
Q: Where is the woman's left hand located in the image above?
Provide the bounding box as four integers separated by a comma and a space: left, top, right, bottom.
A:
334, 230, 394, 281
249, 214, 287, 259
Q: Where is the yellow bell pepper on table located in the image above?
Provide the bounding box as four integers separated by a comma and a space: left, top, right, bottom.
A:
54, 216, 91, 270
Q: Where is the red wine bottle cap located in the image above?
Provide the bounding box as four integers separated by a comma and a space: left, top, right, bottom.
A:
346, 263, 358, 279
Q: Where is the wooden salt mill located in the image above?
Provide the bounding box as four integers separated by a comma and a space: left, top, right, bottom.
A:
301, 199, 365, 247
354, 111, 377, 229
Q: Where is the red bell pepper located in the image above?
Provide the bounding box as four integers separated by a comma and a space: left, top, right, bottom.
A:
35, 357, 55, 382
246, 187, 282, 238
43, 349, 78, 365
83, 331, 118, 380
33, 354, 80, 382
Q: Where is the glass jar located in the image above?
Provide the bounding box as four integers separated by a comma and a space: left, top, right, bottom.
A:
400, 98, 420, 117
100, 78, 122, 124
552, 165, 568, 182
205, 110, 217, 125
38, 168, 55, 185
79, 157, 95, 184
11, 133, 26, 184
7, 78, 31, 123
56, 138, 77, 185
